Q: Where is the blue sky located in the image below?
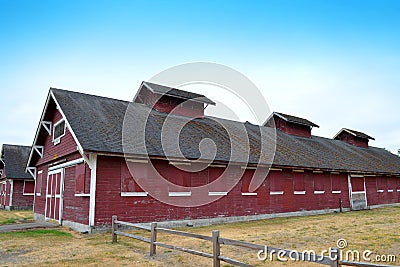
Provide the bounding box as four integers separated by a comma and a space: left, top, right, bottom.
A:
0, 0, 399, 153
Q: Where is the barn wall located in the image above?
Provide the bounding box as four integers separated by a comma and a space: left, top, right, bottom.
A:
9, 180, 34, 209
366, 176, 400, 206
94, 156, 353, 226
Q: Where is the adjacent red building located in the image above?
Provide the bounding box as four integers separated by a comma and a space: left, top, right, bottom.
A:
0, 144, 34, 210
26, 82, 400, 232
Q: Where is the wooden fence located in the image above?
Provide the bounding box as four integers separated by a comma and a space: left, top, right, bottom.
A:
111, 216, 398, 267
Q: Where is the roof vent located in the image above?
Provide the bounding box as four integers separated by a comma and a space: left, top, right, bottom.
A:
133, 81, 216, 118
264, 112, 319, 138
334, 128, 374, 148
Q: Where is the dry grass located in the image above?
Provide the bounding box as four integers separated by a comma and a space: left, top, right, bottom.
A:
0, 209, 33, 224
0, 207, 399, 266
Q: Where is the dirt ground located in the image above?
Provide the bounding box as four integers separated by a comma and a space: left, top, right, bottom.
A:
0, 207, 399, 266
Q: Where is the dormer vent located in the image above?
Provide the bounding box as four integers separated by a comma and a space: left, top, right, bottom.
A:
133, 81, 216, 118
264, 112, 319, 138
334, 128, 374, 148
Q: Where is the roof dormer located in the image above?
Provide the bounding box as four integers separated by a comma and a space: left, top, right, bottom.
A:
133, 81, 216, 118
264, 112, 319, 138
334, 128, 374, 148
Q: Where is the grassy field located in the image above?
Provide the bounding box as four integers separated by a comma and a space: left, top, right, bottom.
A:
0, 210, 33, 225
0, 207, 399, 266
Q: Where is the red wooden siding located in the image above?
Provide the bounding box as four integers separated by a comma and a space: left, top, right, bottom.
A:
273, 117, 312, 138
351, 177, 365, 192
62, 163, 90, 225
94, 156, 355, 226
37, 109, 78, 166
10, 180, 34, 208
137, 88, 205, 118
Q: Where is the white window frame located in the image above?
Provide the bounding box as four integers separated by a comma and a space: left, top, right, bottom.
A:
36, 170, 43, 196
52, 119, 66, 145
23, 180, 35, 196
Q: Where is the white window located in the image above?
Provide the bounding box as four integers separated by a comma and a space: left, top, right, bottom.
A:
52, 119, 66, 145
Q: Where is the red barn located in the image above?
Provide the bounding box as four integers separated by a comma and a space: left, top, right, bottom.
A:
26, 82, 400, 232
0, 144, 34, 210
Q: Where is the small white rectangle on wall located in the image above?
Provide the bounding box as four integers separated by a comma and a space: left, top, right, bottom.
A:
314, 191, 325, 194
332, 191, 341, 194
208, 192, 228, 196
294, 191, 306, 195
388, 189, 394, 193
121, 192, 148, 197
377, 190, 384, 193
169, 192, 192, 197
270, 191, 284, 195
241, 192, 257, 196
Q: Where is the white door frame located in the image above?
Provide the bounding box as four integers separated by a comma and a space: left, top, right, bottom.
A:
348, 174, 368, 210
45, 168, 64, 224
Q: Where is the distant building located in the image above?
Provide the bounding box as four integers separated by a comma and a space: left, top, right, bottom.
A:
0, 144, 34, 210
26, 82, 400, 232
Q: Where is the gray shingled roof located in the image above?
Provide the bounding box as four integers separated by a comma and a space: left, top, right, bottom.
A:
1, 144, 32, 179
143, 81, 216, 105
274, 112, 320, 128
48, 88, 400, 175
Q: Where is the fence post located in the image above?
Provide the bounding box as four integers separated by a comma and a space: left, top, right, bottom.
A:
150, 222, 157, 257
330, 248, 341, 267
112, 215, 117, 243
212, 230, 220, 267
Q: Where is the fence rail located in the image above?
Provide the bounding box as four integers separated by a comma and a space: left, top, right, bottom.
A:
111, 216, 398, 267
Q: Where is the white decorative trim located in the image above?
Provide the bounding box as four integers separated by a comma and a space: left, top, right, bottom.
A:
127, 159, 149, 164
169, 192, 192, 197
48, 158, 84, 171
388, 189, 394, 193
332, 190, 341, 194
313, 170, 323, 174
350, 174, 364, 178
23, 193, 35, 196
52, 119, 66, 144
364, 174, 376, 177
209, 164, 226, 168
241, 166, 257, 170
33, 145, 44, 158
314, 191, 325, 194
377, 190, 384, 193
26, 167, 37, 179
169, 161, 191, 166
9, 180, 13, 207
270, 168, 282, 171
121, 192, 148, 197
293, 170, 304, 173
331, 172, 340, 175
35, 193, 41, 196
351, 191, 366, 194
270, 191, 284, 195
294, 191, 306, 195
88, 154, 97, 227
75, 193, 90, 197
208, 192, 228, 196
397, 189, 400, 192
241, 192, 257, 196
